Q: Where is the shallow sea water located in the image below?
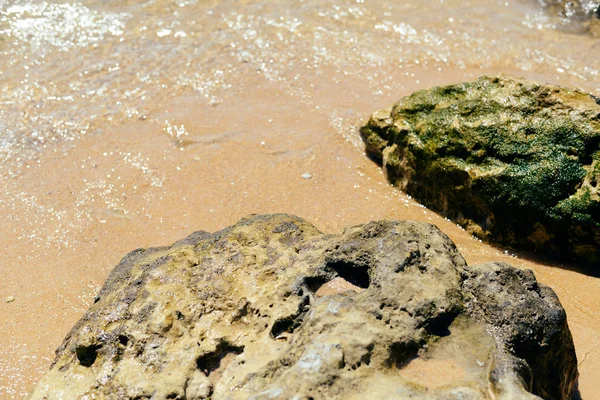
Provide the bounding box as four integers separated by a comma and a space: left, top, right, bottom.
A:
1, 0, 599, 397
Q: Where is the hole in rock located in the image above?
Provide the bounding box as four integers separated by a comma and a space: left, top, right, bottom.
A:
426, 311, 460, 338
304, 276, 328, 293
326, 260, 370, 289
271, 318, 297, 338
583, 135, 600, 164
364, 344, 374, 365
118, 335, 129, 347
349, 346, 373, 371
196, 341, 245, 384
388, 341, 419, 369
76, 343, 102, 367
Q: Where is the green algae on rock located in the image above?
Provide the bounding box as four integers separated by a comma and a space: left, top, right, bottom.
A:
29, 214, 577, 399
361, 76, 600, 265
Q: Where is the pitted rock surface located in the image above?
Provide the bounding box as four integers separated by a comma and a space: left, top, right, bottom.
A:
361, 76, 600, 265
29, 214, 577, 399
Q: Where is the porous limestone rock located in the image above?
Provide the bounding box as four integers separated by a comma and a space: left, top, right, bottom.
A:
29, 214, 577, 399
361, 76, 600, 264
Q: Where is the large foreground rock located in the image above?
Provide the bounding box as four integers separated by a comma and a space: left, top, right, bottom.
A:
361, 76, 600, 265
30, 214, 577, 399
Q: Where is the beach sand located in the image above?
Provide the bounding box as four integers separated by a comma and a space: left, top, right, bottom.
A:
1, 0, 599, 397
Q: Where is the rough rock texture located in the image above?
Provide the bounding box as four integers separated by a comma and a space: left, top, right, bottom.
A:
540, 0, 600, 36
361, 76, 600, 265
29, 214, 577, 399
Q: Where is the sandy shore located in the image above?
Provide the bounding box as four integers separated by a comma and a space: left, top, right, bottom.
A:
1, 68, 599, 397
2, 0, 600, 397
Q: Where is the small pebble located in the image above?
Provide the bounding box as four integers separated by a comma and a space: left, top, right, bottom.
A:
302, 173, 313, 179
5, 295, 15, 303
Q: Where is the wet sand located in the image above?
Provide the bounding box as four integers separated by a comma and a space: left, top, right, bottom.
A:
1, 0, 600, 397
2, 71, 600, 398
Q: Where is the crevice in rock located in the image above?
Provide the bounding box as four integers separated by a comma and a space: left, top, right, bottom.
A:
425, 311, 460, 337
349, 344, 374, 371
350, 361, 362, 370
271, 295, 310, 339
325, 259, 370, 289
196, 341, 245, 384
388, 341, 419, 369
271, 317, 299, 339
76, 343, 102, 367
304, 276, 329, 293
363, 344, 374, 366
394, 249, 421, 273
583, 135, 600, 164
230, 300, 255, 323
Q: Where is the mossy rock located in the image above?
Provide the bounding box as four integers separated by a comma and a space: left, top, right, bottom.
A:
361, 76, 600, 265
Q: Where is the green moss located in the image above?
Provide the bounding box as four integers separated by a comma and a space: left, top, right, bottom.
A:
362, 76, 600, 264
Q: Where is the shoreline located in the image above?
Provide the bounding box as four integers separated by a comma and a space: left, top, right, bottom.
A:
1, 0, 600, 396
2, 76, 600, 397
